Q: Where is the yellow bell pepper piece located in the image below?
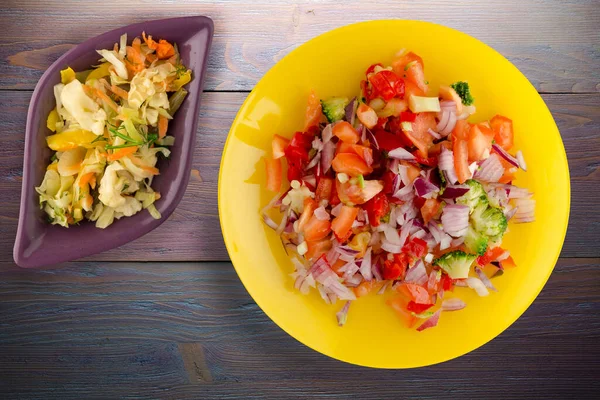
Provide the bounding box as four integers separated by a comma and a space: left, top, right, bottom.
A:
170, 70, 192, 91
46, 108, 60, 132
60, 67, 76, 84
46, 129, 99, 152
85, 63, 111, 82
47, 161, 58, 172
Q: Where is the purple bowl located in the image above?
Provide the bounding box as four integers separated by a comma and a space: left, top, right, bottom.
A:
13, 16, 214, 268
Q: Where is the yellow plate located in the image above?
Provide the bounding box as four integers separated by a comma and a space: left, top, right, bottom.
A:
218, 20, 570, 368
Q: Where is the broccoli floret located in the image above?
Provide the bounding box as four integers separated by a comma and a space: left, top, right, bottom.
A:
463, 226, 489, 256
457, 180, 487, 211
450, 81, 474, 106
433, 250, 477, 279
471, 204, 507, 238
320, 97, 349, 123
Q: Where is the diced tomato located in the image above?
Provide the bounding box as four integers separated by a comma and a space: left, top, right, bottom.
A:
387, 296, 418, 328
403, 80, 426, 99
368, 70, 405, 101
400, 111, 416, 122
303, 216, 332, 242
428, 140, 452, 156
404, 161, 421, 183
354, 280, 376, 298
490, 115, 514, 150
272, 134, 290, 159
438, 85, 463, 115
397, 282, 430, 304
331, 153, 373, 176
331, 205, 359, 242
332, 121, 360, 144
304, 89, 322, 131
264, 157, 282, 192
402, 238, 428, 258
363, 192, 390, 227
356, 103, 379, 129
452, 120, 471, 184
477, 246, 506, 266
467, 124, 494, 162
305, 239, 332, 261
297, 198, 317, 232
413, 154, 437, 167
337, 142, 374, 165
391, 52, 428, 93
441, 274, 454, 291
336, 179, 383, 205
382, 170, 396, 194
409, 112, 437, 157
365, 63, 383, 75
501, 255, 517, 268
285, 132, 313, 181
374, 129, 409, 151
420, 198, 441, 224
406, 301, 434, 314
315, 177, 334, 204
383, 253, 410, 280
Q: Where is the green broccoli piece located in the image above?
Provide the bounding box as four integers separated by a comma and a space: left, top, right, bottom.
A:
450, 81, 474, 106
320, 97, 349, 123
463, 226, 489, 256
456, 180, 487, 211
471, 203, 507, 238
433, 250, 477, 279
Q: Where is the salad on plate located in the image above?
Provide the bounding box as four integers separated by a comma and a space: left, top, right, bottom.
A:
261, 50, 535, 331
37, 32, 191, 228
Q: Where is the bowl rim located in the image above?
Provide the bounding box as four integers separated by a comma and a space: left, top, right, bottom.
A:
218, 19, 571, 368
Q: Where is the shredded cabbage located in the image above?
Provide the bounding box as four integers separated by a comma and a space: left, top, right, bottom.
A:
60, 80, 107, 135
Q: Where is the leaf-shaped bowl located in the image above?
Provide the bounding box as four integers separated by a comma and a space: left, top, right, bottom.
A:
13, 16, 214, 268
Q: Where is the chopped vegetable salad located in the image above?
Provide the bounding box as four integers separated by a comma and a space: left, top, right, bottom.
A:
261, 50, 535, 331
37, 32, 191, 228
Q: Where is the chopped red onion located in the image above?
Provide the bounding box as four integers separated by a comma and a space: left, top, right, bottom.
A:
450, 236, 465, 248
427, 128, 442, 140
441, 298, 466, 311
336, 301, 351, 326
366, 128, 379, 150
336, 245, 360, 257
393, 182, 414, 199
427, 270, 441, 293
372, 259, 383, 281
440, 233, 453, 250
516, 150, 527, 171
388, 147, 416, 160
440, 185, 470, 199
377, 281, 389, 294
413, 177, 439, 198
360, 247, 373, 281
313, 206, 330, 221
440, 100, 456, 110
405, 259, 428, 286
275, 211, 290, 234
305, 153, 321, 170
436, 110, 450, 132
345, 273, 363, 287
303, 175, 316, 188
475, 267, 498, 292
492, 144, 519, 168
440, 111, 457, 136
321, 140, 336, 173
475, 154, 504, 182
512, 198, 535, 223
466, 277, 489, 297
441, 204, 470, 237
383, 225, 402, 245
439, 147, 458, 184
330, 202, 343, 217
321, 124, 333, 143
398, 219, 413, 248
381, 240, 403, 254
428, 221, 444, 245
345, 97, 357, 125
454, 279, 468, 287
262, 213, 278, 230
417, 309, 441, 332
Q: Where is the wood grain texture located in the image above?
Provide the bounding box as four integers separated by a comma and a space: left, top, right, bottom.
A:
0, 92, 598, 262
0, 0, 598, 93
0, 258, 599, 398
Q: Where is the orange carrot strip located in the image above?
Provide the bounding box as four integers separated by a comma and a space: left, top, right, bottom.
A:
108, 146, 138, 161
110, 85, 129, 100
128, 155, 160, 175
95, 89, 119, 112
78, 172, 95, 188
158, 115, 168, 138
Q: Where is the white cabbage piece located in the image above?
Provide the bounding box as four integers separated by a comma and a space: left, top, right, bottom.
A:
96, 49, 128, 80
57, 147, 87, 176
60, 80, 107, 135
114, 196, 142, 218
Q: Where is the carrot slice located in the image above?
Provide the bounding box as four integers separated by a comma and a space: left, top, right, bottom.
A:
108, 146, 138, 161
158, 115, 169, 139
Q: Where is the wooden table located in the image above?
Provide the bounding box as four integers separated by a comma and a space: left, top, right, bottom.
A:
1, 1, 599, 398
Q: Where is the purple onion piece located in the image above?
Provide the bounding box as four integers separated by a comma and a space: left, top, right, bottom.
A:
345, 97, 357, 126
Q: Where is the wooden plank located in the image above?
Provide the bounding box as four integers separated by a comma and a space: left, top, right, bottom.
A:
0, 92, 598, 263
0, 0, 598, 93
0, 258, 598, 398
